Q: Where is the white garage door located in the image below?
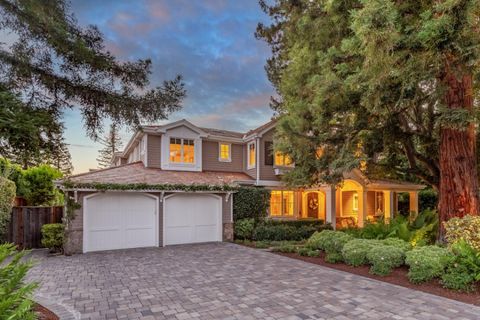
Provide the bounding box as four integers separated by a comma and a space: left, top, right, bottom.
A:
164, 194, 222, 245
84, 193, 158, 253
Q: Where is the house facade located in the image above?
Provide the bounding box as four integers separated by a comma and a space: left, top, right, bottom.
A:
62, 119, 424, 254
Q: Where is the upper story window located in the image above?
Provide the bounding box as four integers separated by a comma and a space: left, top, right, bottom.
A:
170, 138, 195, 164
274, 151, 293, 167
219, 142, 231, 162
247, 141, 256, 169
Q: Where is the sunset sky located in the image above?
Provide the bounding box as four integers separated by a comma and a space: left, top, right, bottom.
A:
66, 0, 275, 173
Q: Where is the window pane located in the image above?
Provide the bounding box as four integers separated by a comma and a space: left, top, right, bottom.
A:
270, 191, 282, 216
183, 139, 195, 163
248, 143, 256, 167
169, 138, 182, 163
274, 151, 283, 166
220, 143, 230, 160
283, 191, 294, 216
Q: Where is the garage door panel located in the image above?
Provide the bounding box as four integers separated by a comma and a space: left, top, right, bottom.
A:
84, 193, 157, 253
165, 194, 221, 245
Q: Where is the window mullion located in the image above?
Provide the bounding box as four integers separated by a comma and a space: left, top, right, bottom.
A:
180, 139, 184, 162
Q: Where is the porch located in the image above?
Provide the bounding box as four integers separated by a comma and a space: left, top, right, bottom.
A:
267, 171, 424, 228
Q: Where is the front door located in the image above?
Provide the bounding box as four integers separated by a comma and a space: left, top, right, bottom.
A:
306, 192, 319, 218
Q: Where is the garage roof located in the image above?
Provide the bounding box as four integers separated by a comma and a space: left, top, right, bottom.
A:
61, 162, 254, 187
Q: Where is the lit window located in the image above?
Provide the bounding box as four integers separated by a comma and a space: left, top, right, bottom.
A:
270, 191, 294, 216
169, 138, 195, 164
248, 142, 256, 168
219, 143, 231, 162
274, 151, 293, 166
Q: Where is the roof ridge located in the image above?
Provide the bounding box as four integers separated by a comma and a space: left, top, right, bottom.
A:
66, 161, 144, 179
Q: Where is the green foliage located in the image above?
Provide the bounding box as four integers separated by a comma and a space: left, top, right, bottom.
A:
0, 243, 37, 319
253, 221, 330, 242
381, 238, 411, 252
0, 177, 15, 242
64, 181, 239, 192
444, 215, 480, 251
97, 123, 123, 169
306, 230, 353, 263
41, 223, 64, 253
342, 239, 381, 267
441, 240, 480, 292
254, 241, 271, 249
262, 219, 325, 228
405, 246, 453, 283
22, 165, 63, 206
232, 187, 270, 221
0, 158, 27, 197
271, 242, 298, 253
419, 188, 438, 212
367, 245, 405, 276
0, 1, 186, 139
297, 247, 320, 257
234, 219, 255, 240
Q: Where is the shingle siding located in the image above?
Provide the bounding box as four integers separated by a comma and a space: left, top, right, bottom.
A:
147, 134, 161, 168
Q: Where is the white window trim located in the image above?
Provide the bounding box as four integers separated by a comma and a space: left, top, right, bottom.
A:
218, 142, 232, 162
169, 137, 196, 166
247, 141, 256, 169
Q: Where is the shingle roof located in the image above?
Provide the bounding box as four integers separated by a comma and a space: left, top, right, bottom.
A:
244, 119, 277, 137
64, 162, 254, 186
198, 127, 244, 138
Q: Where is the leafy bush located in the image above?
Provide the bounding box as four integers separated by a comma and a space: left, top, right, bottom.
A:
0, 243, 37, 319
234, 218, 255, 240
342, 239, 381, 267
419, 188, 437, 212
253, 221, 330, 241
254, 241, 271, 249
0, 158, 27, 197
444, 215, 480, 251
271, 242, 298, 253
0, 177, 16, 242
405, 246, 453, 283
22, 165, 63, 206
233, 187, 270, 221
441, 240, 480, 292
41, 223, 64, 252
306, 230, 353, 263
298, 247, 320, 257
381, 238, 411, 252
367, 245, 405, 276
262, 219, 325, 228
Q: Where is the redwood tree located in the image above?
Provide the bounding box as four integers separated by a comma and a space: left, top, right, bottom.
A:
257, 0, 480, 230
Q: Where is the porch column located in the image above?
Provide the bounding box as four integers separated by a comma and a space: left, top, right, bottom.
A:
357, 190, 368, 228
409, 191, 419, 214
384, 191, 395, 223
325, 186, 336, 229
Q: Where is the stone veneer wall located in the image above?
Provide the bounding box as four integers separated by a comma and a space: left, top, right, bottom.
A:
64, 191, 233, 254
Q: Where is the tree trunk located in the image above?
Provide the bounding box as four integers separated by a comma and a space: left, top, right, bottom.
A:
438, 65, 480, 238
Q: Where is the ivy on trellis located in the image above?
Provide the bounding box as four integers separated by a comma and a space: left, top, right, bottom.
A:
61, 181, 240, 192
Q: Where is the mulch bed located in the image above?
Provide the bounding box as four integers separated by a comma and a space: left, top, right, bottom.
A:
35, 303, 59, 320
275, 251, 480, 306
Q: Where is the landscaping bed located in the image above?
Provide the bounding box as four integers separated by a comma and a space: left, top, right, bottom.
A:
276, 251, 480, 306
35, 303, 59, 320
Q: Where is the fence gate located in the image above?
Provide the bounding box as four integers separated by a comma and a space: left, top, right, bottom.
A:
8, 206, 64, 249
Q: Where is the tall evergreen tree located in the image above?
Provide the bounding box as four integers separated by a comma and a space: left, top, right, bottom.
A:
257, 0, 480, 233
96, 123, 123, 169
0, 0, 186, 138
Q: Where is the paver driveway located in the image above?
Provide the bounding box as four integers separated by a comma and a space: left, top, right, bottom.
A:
27, 243, 480, 320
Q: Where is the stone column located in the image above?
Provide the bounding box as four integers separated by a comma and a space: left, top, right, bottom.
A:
357, 190, 368, 228
409, 191, 419, 214
325, 186, 336, 229
384, 191, 395, 223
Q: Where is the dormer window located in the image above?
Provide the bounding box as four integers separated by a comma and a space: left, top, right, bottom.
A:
170, 138, 195, 164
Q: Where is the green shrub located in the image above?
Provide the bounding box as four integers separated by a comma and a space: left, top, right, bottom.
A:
41, 223, 64, 252
441, 267, 476, 292
0, 177, 15, 242
444, 215, 480, 252
405, 246, 453, 283
342, 239, 381, 267
419, 188, 438, 212
441, 240, 480, 292
234, 218, 255, 240
271, 242, 298, 253
233, 187, 270, 221
367, 245, 405, 276
306, 230, 353, 263
381, 238, 411, 252
262, 219, 326, 228
22, 165, 63, 206
297, 247, 320, 257
254, 241, 271, 249
253, 221, 330, 242
0, 243, 37, 319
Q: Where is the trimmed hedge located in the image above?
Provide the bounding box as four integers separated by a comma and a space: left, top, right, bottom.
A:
233, 187, 270, 221
253, 221, 331, 242
405, 246, 453, 283
367, 245, 405, 276
306, 230, 353, 263
342, 239, 381, 267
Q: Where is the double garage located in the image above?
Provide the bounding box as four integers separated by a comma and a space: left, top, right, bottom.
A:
81, 192, 228, 253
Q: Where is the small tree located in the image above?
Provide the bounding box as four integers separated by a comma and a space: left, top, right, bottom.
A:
22, 165, 63, 206
97, 123, 124, 168
0, 177, 15, 242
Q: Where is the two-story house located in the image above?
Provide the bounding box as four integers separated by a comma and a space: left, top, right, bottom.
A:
61, 119, 423, 254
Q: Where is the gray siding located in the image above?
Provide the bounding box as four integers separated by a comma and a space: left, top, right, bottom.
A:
147, 134, 162, 168
259, 128, 280, 181
202, 141, 243, 172
243, 141, 257, 179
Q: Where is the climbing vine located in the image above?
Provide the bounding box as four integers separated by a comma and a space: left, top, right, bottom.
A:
62, 181, 240, 192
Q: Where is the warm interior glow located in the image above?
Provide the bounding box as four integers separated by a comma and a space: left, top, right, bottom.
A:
169, 138, 182, 163
169, 138, 194, 163
274, 151, 293, 166
219, 143, 230, 161
248, 142, 256, 167
183, 139, 194, 163
270, 190, 294, 216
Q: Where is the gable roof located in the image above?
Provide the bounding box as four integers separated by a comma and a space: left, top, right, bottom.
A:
61, 162, 254, 188
244, 118, 278, 139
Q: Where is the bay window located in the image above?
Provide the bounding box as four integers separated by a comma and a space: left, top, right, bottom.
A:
169, 138, 195, 164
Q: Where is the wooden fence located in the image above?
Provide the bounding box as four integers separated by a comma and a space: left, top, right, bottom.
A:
8, 206, 64, 249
